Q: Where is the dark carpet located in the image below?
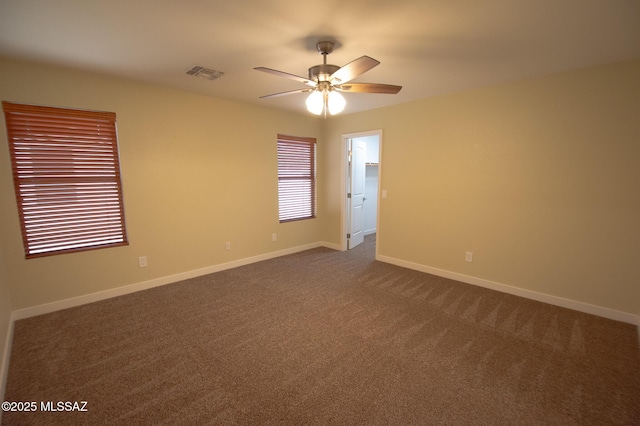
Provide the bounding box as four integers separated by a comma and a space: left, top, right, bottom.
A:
3, 235, 640, 424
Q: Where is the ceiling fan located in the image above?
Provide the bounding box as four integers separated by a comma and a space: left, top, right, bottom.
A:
255, 41, 402, 116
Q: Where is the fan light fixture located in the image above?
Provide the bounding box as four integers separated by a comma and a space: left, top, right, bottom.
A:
306, 88, 346, 116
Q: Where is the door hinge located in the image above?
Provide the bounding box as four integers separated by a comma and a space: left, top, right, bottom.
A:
347, 233, 351, 239
347, 193, 352, 199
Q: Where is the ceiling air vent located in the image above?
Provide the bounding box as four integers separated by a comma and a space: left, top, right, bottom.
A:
186, 65, 224, 81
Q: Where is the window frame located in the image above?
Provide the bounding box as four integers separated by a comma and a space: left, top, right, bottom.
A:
277, 134, 317, 223
2, 101, 128, 258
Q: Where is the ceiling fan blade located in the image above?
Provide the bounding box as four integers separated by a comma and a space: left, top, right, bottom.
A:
335, 83, 402, 94
329, 56, 380, 84
254, 67, 316, 87
259, 88, 313, 99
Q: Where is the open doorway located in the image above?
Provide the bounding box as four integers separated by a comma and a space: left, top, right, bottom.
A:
342, 130, 382, 257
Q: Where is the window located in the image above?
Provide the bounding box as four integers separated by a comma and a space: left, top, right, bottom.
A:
3, 101, 128, 258
277, 134, 316, 222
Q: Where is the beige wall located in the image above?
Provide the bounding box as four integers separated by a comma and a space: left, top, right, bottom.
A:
1, 55, 639, 320
0, 245, 11, 400
324, 59, 640, 316
0, 56, 323, 309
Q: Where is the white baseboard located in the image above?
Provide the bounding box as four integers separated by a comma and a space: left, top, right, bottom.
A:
376, 254, 640, 327
12, 242, 332, 321
320, 241, 342, 251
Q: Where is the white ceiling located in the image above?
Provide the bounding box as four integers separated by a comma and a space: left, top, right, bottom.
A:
1, 0, 639, 116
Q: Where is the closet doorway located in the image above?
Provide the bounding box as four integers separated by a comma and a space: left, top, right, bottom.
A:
342, 130, 381, 253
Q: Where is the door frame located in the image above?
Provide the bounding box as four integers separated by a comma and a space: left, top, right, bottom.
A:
341, 129, 383, 256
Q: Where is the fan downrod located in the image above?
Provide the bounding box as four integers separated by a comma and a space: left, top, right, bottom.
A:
309, 41, 339, 82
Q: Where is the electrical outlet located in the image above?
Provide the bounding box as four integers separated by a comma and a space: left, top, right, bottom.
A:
138, 256, 148, 268
272, 233, 277, 242
225, 242, 231, 250
465, 252, 473, 263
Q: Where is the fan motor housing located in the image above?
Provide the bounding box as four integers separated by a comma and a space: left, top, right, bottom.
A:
309, 64, 340, 82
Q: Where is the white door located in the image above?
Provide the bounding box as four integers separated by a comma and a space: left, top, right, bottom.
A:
348, 139, 366, 249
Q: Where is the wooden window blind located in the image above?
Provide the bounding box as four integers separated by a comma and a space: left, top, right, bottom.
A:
277, 134, 316, 223
2, 101, 128, 258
